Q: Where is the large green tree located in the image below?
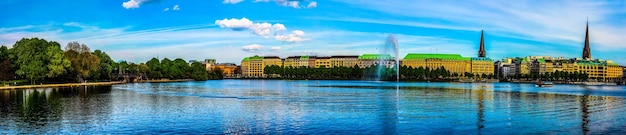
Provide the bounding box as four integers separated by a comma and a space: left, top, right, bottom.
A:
161, 58, 172, 79
92, 50, 115, 80
146, 58, 162, 79
190, 62, 208, 81
12, 38, 71, 83
65, 42, 100, 81
45, 44, 71, 78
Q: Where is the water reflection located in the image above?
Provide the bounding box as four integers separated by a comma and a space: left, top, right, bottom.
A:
0, 86, 112, 134
1, 81, 626, 134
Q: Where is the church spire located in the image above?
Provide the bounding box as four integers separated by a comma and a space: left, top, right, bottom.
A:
583, 19, 591, 60
478, 29, 486, 58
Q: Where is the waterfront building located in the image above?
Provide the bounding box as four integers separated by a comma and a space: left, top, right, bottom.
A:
499, 58, 518, 78
358, 54, 395, 68
284, 56, 312, 68
401, 29, 494, 77
402, 54, 471, 75
241, 56, 281, 77
315, 56, 331, 68
330, 55, 359, 68
204, 59, 216, 71
471, 57, 494, 76
497, 21, 622, 81
211, 63, 237, 77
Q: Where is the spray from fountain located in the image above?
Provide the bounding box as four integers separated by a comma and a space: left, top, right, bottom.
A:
375, 34, 400, 81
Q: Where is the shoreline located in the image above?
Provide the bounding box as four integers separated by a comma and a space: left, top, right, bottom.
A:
0, 81, 125, 90
0, 79, 196, 90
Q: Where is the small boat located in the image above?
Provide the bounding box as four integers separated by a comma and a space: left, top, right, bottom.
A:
535, 81, 554, 87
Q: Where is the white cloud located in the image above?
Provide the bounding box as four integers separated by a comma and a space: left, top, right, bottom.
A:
275, 30, 308, 42
307, 1, 317, 8
215, 17, 288, 37
122, 0, 140, 9
163, 8, 169, 11
253, 0, 270, 2
173, 5, 180, 10
242, 44, 263, 52
283, 1, 300, 9
271, 46, 282, 50
223, 0, 244, 4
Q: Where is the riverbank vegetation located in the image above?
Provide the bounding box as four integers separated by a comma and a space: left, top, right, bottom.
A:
0, 38, 223, 85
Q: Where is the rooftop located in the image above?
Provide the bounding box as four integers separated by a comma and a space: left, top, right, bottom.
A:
403, 53, 470, 61
359, 54, 394, 60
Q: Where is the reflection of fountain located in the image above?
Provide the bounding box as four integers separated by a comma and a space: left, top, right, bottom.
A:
376, 34, 400, 81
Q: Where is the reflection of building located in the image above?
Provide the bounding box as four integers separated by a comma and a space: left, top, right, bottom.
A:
211, 63, 237, 76
358, 54, 395, 68
331, 55, 359, 68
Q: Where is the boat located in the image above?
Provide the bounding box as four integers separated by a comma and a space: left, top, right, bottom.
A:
535, 81, 554, 87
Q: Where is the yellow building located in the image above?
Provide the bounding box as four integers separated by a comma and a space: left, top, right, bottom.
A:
358, 54, 395, 68
401, 54, 471, 75
241, 55, 281, 77
330, 55, 359, 68
471, 57, 495, 76
211, 63, 237, 77
315, 57, 331, 68
563, 60, 623, 80
284, 56, 311, 68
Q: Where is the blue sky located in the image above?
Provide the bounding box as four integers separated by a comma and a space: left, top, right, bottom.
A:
1, 0, 625, 65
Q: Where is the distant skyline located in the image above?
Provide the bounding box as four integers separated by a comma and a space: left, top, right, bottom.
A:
1, 0, 625, 65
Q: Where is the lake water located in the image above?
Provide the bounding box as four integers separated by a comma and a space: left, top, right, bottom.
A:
1, 80, 626, 134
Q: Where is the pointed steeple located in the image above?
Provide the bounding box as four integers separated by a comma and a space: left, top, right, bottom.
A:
583, 19, 591, 60
478, 29, 486, 58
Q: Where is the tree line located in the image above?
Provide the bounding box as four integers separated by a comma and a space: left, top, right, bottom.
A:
0, 38, 223, 85
263, 64, 465, 81
503, 70, 590, 82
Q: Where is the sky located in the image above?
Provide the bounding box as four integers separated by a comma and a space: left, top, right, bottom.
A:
1, 0, 625, 65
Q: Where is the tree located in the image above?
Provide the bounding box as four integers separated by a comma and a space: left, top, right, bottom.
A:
45, 44, 71, 78
65, 42, 100, 81
161, 58, 172, 79
191, 62, 208, 81
93, 50, 115, 80
146, 58, 162, 79
0, 46, 15, 81
12, 38, 71, 84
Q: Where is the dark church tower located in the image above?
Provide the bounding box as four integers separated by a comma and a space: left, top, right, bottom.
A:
582, 21, 591, 60
478, 29, 486, 58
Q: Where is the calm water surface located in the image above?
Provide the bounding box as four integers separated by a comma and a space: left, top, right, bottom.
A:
2, 80, 626, 134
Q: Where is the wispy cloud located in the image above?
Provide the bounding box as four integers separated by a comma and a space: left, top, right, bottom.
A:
332, 0, 626, 51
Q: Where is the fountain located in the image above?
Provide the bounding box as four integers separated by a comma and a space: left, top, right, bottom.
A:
376, 34, 400, 81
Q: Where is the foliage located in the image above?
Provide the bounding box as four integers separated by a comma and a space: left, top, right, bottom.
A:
190, 62, 208, 81
161, 58, 172, 79
146, 58, 162, 79
45, 44, 71, 78
0, 46, 14, 80
11, 38, 71, 83
65, 42, 100, 81
92, 50, 115, 80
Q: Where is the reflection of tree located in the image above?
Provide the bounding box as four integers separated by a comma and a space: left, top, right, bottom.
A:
0, 86, 113, 133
